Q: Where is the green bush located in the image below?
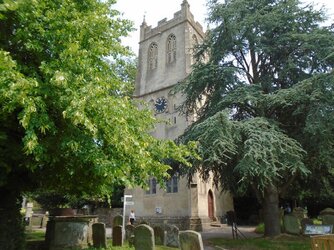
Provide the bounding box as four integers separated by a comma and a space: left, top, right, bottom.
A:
255, 223, 264, 234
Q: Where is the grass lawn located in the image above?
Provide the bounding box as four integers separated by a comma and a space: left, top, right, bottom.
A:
25, 230, 312, 250
25, 230, 176, 250
206, 234, 311, 250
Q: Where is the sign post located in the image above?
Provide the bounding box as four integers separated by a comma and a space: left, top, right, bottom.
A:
122, 195, 133, 243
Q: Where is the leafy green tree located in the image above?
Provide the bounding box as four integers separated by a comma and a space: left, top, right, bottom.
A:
178, 0, 334, 237
0, 0, 194, 248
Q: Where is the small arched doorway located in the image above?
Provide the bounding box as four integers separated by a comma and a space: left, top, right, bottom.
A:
208, 190, 214, 220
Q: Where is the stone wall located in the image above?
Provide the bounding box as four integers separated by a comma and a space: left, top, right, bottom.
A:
92, 208, 122, 227
133, 216, 213, 232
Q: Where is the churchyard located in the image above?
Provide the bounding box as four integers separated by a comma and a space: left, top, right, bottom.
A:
25, 229, 312, 250
24, 207, 334, 250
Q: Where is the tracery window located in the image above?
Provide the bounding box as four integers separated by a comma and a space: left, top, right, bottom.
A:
192, 34, 198, 46
166, 175, 178, 193
191, 34, 199, 65
148, 43, 158, 70
166, 34, 176, 64
146, 177, 157, 194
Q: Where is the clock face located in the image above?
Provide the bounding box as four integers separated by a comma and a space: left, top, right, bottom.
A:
154, 97, 168, 113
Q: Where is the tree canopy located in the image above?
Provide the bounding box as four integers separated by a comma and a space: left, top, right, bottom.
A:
178, 0, 334, 236
0, 0, 195, 248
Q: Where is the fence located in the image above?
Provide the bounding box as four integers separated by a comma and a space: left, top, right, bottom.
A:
311, 234, 334, 250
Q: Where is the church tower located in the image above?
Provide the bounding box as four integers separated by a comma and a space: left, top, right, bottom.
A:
127, 1, 233, 231
135, 0, 205, 141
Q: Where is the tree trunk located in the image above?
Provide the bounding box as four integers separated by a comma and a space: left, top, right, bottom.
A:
263, 184, 281, 237
0, 186, 25, 250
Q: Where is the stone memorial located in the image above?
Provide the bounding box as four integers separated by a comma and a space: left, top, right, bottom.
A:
153, 225, 164, 245
125, 224, 135, 239
134, 224, 155, 250
165, 224, 179, 247
179, 230, 204, 250
92, 222, 107, 248
126, 224, 135, 247
292, 207, 307, 221
112, 215, 123, 227
112, 225, 123, 246
320, 208, 334, 216
321, 214, 334, 226
45, 216, 98, 250
283, 214, 300, 235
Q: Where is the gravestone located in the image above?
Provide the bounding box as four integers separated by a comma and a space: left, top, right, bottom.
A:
125, 224, 135, 247
125, 224, 135, 239
113, 215, 123, 227
165, 224, 179, 247
112, 225, 123, 246
283, 214, 300, 235
320, 208, 334, 216
153, 225, 164, 245
134, 224, 155, 250
292, 207, 307, 221
92, 222, 107, 248
321, 214, 334, 226
179, 230, 204, 250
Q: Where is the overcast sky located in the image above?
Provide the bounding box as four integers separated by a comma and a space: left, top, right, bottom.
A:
115, 0, 334, 54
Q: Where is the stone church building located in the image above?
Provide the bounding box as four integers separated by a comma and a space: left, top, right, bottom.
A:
125, 0, 233, 231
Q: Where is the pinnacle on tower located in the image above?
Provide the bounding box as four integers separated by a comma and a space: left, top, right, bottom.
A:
181, 0, 190, 8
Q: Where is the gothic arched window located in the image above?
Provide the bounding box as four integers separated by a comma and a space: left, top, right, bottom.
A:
146, 177, 157, 195
191, 34, 199, 65
166, 34, 176, 64
192, 34, 198, 46
148, 43, 158, 70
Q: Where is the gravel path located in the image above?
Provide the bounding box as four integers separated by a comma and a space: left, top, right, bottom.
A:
201, 224, 261, 250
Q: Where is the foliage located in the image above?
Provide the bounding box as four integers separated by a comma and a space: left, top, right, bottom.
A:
255, 223, 265, 234
208, 236, 311, 250
0, 0, 195, 203
0, 0, 195, 249
177, 0, 334, 237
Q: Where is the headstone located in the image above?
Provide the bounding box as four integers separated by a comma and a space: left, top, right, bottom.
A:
134, 224, 155, 250
320, 208, 334, 216
179, 230, 204, 250
112, 225, 123, 246
321, 214, 334, 226
153, 225, 164, 245
45, 220, 55, 247
113, 215, 123, 227
25, 202, 33, 227
41, 213, 49, 228
292, 207, 307, 221
125, 224, 135, 239
125, 224, 135, 247
283, 214, 300, 235
92, 222, 107, 248
165, 224, 179, 247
